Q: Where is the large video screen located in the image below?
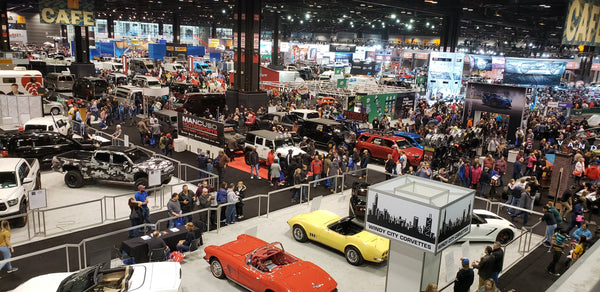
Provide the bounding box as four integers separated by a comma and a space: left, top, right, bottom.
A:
504, 58, 567, 86
427, 52, 464, 99
469, 55, 492, 71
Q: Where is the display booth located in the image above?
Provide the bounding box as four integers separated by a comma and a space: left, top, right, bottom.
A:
365, 175, 474, 291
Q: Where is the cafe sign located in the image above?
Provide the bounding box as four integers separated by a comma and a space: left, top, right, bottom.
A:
39, 0, 95, 26
563, 0, 600, 46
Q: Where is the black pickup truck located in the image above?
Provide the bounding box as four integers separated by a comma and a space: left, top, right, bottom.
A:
51, 146, 174, 188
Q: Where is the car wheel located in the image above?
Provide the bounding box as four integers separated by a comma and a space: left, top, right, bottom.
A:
292, 225, 308, 242
135, 177, 149, 189
210, 258, 226, 279
64, 170, 84, 188
51, 107, 61, 115
161, 177, 171, 185
11, 200, 28, 228
345, 246, 364, 266
496, 229, 514, 244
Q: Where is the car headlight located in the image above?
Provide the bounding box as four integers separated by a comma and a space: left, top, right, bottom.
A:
7, 198, 18, 207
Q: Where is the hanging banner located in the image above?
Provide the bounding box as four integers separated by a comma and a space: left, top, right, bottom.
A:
178, 113, 224, 146
121, 55, 127, 75
562, 0, 600, 46
39, 0, 96, 26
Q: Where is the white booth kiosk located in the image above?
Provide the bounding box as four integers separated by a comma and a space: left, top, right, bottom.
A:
365, 175, 475, 291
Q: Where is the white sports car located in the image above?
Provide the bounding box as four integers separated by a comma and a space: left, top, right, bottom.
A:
12, 262, 182, 292
461, 209, 519, 244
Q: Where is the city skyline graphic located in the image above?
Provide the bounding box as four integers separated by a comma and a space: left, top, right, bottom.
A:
437, 201, 472, 243
367, 193, 437, 244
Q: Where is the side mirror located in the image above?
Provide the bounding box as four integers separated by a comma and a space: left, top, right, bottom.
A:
23, 177, 33, 184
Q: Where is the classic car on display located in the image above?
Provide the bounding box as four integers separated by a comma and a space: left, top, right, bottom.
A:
204, 234, 338, 292
481, 93, 512, 109
13, 262, 182, 292
287, 210, 390, 266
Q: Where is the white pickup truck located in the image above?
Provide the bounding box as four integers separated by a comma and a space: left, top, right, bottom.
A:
0, 158, 40, 227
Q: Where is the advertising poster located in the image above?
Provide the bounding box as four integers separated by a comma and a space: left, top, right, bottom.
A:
463, 83, 528, 143
366, 190, 439, 252
427, 52, 465, 100
356, 94, 396, 122
504, 58, 567, 86
436, 196, 473, 251
39, 0, 96, 26
177, 113, 224, 146
468, 55, 492, 71
562, 0, 600, 46
394, 92, 417, 119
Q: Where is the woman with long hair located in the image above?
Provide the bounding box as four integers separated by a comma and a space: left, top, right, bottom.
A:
0, 220, 17, 273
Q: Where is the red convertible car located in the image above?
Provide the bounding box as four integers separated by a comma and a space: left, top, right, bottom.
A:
204, 234, 338, 292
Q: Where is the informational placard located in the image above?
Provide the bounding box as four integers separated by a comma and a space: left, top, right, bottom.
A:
124, 134, 129, 147
310, 195, 322, 212
177, 113, 225, 147
148, 170, 161, 187
29, 189, 47, 210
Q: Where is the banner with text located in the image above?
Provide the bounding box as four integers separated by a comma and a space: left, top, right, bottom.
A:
39, 0, 96, 26
178, 113, 224, 146
563, 0, 600, 46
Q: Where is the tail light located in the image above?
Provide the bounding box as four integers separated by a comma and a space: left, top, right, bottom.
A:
0, 150, 8, 157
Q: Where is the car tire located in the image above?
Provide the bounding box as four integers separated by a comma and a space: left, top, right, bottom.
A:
50, 107, 61, 115
496, 229, 514, 244
11, 200, 28, 228
135, 177, 149, 189
210, 258, 226, 279
64, 170, 84, 188
292, 225, 308, 242
345, 246, 364, 266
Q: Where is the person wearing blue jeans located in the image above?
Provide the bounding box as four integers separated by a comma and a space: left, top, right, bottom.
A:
0, 220, 17, 273
134, 185, 152, 232
490, 242, 504, 284
249, 148, 261, 180
167, 193, 182, 228
226, 184, 239, 224
540, 205, 557, 246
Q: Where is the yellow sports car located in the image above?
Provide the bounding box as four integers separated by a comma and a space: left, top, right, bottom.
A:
287, 210, 390, 266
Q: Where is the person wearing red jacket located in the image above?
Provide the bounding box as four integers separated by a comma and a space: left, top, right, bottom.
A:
310, 155, 324, 187
391, 145, 400, 163
266, 149, 275, 182
585, 160, 600, 185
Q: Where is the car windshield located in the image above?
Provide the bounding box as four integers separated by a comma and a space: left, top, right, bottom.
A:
274, 137, 294, 148
92, 80, 109, 90
147, 81, 161, 88
126, 149, 151, 163
146, 64, 155, 70
0, 172, 17, 188
114, 64, 123, 70
414, 137, 424, 145
306, 113, 320, 119
24, 125, 47, 131
58, 266, 98, 292
396, 139, 412, 149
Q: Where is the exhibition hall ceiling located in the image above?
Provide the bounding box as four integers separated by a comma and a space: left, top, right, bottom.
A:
6, 0, 570, 48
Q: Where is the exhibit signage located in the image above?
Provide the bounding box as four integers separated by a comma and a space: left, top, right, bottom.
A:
343, 110, 368, 122
329, 44, 356, 53
504, 58, 567, 86
39, 0, 96, 26
395, 92, 416, 119
178, 113, 224, 147
562, 0, 600, 46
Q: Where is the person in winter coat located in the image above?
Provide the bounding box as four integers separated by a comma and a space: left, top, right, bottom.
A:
310, 155, 324, 186
471, 162, 482, 189
459, 161, 471, 188
266, 149, 275, 181
270, 159, 282, 188
249, 147, 260, 180
512, 184, 535, 225
479, 167, 491, 197
385, 154, 397, 179
472, 246, 495, 289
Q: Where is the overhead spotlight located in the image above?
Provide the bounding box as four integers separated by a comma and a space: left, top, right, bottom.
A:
410, 19, 414, 23
391, 14, 396, 19
305, 13, 310, 19
287, 15, 291, 20
300, 20, 303, 24
222, 9, 226, 14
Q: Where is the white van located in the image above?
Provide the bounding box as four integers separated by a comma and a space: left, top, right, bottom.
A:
0, 67, 44, 95
132, 75, 161, 88
290, 109, 320, 120
113, 85, 143, 103
23, 115, 72, 136
163, 62, 185, 73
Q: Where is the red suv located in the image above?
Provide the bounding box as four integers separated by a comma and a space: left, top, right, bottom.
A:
356, 132, 423, 166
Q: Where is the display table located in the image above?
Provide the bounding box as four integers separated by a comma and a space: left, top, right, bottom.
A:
121, 227, 201, 263
508, 150, 519, 163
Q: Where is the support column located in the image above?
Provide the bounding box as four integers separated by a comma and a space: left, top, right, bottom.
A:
0, 1, 10, 51
173, 13, 181, 44
233, 0, 261, 92
74, 26, 90, 63
211, 22, 217, 39
107, 15, 114, 39
440, 0, 460, 52
60, 25, 69, 48
387, 242, 441, 291
271, 15, 279, 66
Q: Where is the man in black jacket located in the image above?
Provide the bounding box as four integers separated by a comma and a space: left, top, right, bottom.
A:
490, 242, 504, 284
454, 258, 474, 292
249, 147, 260, 180
472, 246, 495, 289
